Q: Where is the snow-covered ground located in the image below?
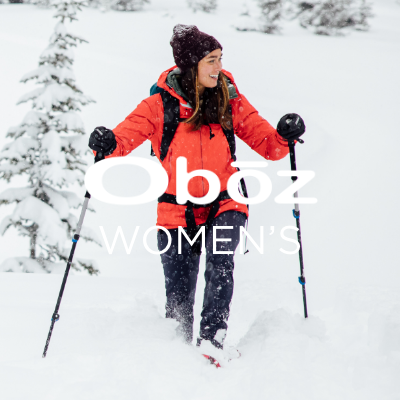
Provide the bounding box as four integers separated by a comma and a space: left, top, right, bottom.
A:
0, 1, 400, 399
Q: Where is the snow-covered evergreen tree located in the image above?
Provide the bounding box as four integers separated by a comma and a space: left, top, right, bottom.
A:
0, 0, 100, 274
187, 0, 217, 13
111, 0, 147, 11
297, 0, 372, 35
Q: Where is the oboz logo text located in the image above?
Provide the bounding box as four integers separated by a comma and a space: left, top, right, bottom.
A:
85, 157, 317, 205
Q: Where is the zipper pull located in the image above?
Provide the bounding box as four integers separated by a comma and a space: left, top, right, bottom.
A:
209, 126, 215, 140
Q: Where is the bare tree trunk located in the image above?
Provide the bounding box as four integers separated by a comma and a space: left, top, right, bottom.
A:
30, 232, 36, 259
27, 224, 38, 259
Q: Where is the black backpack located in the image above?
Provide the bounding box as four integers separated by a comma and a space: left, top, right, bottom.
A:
149, 84, 248, 255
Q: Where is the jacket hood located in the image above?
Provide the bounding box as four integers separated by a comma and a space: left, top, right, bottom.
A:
156, 66, 238, 103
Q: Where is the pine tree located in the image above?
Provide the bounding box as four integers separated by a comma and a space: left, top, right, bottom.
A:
297, 0, 373, 35
0, 0, 100, 274
187, 0, 217, 13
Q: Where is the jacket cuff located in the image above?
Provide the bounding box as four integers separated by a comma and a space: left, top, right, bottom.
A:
275, 132, 289, 146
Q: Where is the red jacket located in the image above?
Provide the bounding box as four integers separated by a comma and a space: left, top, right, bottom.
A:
108, 66, 289, 229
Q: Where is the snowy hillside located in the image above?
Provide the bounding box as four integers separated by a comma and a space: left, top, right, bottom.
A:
0, 1, 400, 399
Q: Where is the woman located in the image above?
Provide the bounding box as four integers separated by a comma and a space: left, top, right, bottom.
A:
89, 25, 305, 356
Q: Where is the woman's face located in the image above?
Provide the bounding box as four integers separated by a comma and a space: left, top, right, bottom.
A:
197, 48, 223, 94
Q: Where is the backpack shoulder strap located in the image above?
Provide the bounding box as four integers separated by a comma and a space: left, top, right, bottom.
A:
149, 82, 164, 96
149, 85, 180, 161
150, 83, 163, 156
222, 105, 237, 161
159, 90, 180, 161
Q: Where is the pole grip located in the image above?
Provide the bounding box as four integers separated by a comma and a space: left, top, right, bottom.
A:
288, 141, 297, 181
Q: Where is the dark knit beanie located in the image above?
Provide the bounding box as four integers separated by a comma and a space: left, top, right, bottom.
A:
170, 24, 223, 72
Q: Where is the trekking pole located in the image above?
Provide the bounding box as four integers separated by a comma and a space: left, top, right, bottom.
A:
288, 139, 308, 319
42, 150, 105, 358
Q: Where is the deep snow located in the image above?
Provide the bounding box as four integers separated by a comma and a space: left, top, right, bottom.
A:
0, 1, 400, 399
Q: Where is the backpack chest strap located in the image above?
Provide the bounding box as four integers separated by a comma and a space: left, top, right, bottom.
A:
158, 190, 231, 208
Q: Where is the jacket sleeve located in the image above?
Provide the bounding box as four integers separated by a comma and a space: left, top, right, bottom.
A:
103, 95, 161, 159
231, 93, 289, 161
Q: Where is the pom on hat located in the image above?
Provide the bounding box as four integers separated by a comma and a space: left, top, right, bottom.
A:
170, 24, 222, 72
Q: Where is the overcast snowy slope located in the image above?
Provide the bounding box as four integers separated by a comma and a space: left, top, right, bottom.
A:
0, 1, 399, 399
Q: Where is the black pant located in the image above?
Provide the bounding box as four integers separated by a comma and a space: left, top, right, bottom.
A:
157, 211, 246, 343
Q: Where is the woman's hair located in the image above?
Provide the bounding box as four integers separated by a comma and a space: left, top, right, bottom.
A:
181, 66, 232, 131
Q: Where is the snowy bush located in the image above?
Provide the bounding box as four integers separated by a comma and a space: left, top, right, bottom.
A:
187, 0, 217, 13
85, 0, 111, 12
296, 0, 373, 35
0, 0, 100, 275
236, 0, 283, 34
32, 0, 53, 8
86, 0, 100, 7
257, 0, 283, 33
111, 0, 148, 11
235, 0, 372, 35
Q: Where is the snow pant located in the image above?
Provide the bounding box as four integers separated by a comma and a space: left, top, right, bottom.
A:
157, 211, 247, 344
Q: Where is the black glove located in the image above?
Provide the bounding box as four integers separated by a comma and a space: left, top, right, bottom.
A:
277, 113, 306, 142
88, 126, 117, 156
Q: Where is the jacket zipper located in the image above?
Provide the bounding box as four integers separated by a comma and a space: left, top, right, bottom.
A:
169, 148, 172, 184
